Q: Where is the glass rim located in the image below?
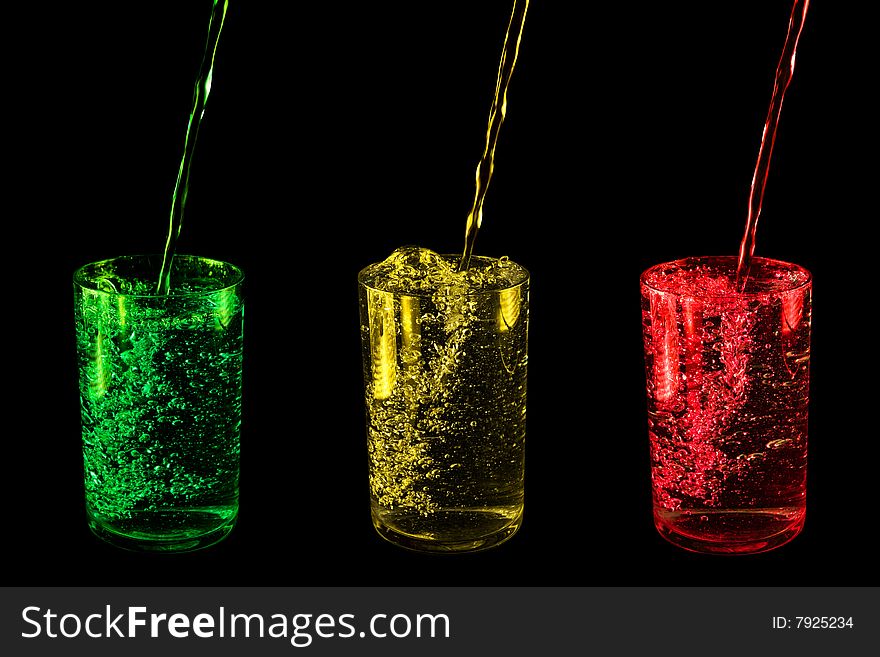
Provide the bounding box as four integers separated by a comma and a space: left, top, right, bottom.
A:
640, 255, 811, 298
74, 254, 244, 300
357, 254, 529, 297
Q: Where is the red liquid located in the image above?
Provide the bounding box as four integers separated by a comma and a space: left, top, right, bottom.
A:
735, 0, 810, 287
641, 257, 811, 554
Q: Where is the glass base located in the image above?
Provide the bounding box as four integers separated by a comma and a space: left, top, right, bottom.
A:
654, 508, 805, 555
88, 511, 237, 553
372, 507, 523, 553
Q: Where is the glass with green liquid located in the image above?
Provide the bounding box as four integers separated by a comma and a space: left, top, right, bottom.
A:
359, 247, 529, 552
74, 254, 243, 551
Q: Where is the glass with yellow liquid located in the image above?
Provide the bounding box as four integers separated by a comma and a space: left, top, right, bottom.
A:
358, 246, 529, 552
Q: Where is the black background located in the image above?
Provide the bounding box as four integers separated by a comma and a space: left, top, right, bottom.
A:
9, 1, 873, 585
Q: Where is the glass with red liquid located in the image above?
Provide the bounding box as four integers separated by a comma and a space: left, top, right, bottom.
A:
641, 256, 811, 554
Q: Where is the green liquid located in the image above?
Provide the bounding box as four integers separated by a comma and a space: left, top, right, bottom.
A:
76, 255, 243, 552
157, 0, 229, 295
359, 248, 528, 552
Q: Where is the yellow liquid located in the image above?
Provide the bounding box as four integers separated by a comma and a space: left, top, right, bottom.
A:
458, 0, 530, 271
